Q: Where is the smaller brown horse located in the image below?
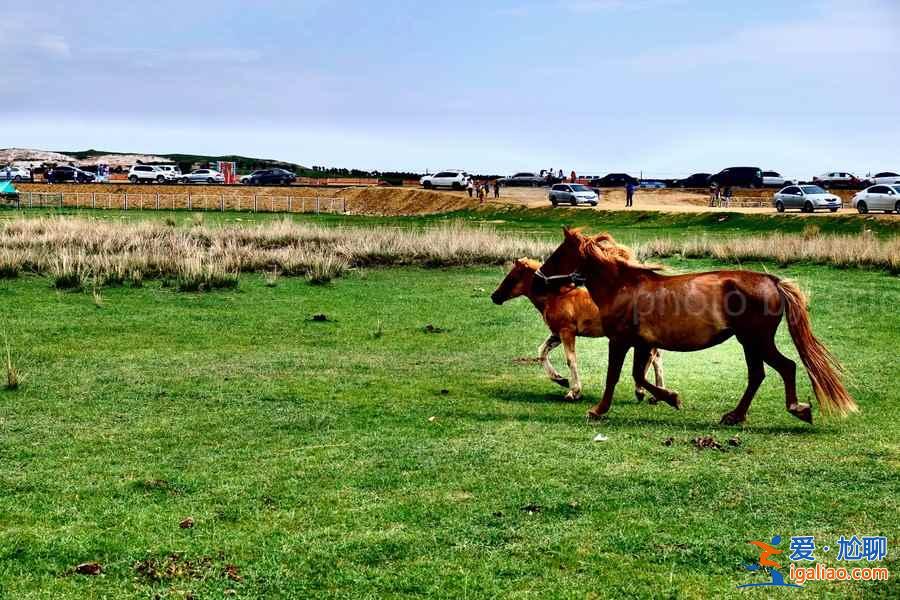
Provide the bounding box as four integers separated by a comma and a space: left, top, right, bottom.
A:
535, 228, 858, 424
492, 257, 664, 402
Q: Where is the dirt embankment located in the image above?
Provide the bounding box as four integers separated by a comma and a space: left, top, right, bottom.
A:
13, 182, 863, 216
15, 183, 481, 216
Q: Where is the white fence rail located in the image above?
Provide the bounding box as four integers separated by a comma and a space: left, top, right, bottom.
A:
10, 192, 348, 214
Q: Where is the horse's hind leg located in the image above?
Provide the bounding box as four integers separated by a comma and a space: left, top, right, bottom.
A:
762, 342, 810, 424
539, 334, 568, 388
720, 342, 765, 425
632, 344, 680, 410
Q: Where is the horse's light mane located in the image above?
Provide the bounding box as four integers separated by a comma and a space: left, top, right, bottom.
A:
578, 235, 663, 273
518, 258, 541, 271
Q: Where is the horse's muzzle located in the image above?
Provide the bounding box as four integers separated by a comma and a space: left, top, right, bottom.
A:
490, 292, 504, 305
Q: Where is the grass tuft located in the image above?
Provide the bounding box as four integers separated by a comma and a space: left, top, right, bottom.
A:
3, 332, 20, 390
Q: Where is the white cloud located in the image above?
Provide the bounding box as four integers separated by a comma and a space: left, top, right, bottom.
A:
617, 1, 899, 75
565, 0, 682, 13
35, 34, 71, 58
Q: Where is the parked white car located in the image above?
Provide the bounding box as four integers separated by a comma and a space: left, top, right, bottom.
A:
870, 172, 900, 185
180, 169, 225, 184
762, 171, 793, 187
812, 172, 863, 188
773, 185, 842, 213
0, 165, 31, 181
128, 165, 167, 183
420, 170, 470, 190
852, 185, 900, 214
155, 165, 182, 181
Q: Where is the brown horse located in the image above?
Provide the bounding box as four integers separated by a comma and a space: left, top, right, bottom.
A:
534, 228, 857, 424
492, 258, 664, 402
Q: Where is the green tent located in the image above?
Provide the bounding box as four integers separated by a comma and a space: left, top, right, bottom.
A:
0, 181, 16, 195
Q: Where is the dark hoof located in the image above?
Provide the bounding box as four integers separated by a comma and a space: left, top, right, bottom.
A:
565, 390, 582, 402
635, 389, 645, 403
586, 409, 605, 421
553, 378, 570, 389
662, 392, 682, 410
720, 411, 746, 426
788, 403, 813, 424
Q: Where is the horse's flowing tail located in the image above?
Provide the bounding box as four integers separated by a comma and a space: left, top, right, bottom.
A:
776, 279, 858, 416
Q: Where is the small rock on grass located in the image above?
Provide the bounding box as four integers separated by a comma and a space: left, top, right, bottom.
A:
692, 435, 724, 451
74, 562, 102, 575
662, 437, 674, 446
521, 503, 542, 515
179, 517, 195, 529
592, 432, 609, 442
311, 314, 329, 322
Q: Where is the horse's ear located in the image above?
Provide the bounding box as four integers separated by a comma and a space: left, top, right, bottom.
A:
563, 226, 584, 241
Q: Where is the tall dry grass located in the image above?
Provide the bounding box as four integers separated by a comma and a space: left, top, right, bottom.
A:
2, 218, 896, 291
0, 217, 553, 289
637, 233, 900, 273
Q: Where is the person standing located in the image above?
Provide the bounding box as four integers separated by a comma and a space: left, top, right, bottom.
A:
493, 179, 500, 198
466, 179, 474, 198
723, 186, 733, 207
709, 182, 719, 207
570, 170, 577, 183
625, 180, 636, 207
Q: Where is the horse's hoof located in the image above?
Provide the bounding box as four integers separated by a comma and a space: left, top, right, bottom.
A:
635, 389, 646, 403
720, 411, 746, 426
663, 392, 682, 410
586, 409, 605, 421
553, 378, 570, 389
565, 390, 582, 402
788, 403, 813, 424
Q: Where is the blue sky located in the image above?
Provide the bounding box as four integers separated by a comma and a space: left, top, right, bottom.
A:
3, 0, 898, 178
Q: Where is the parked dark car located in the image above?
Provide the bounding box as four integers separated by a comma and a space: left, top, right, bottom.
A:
499, 172, 547, 187
47, 166, 95, 183
589, 173, 638, 188
675, 173, 711, 188
708, 167, 763, 188
245, 168, 296, 186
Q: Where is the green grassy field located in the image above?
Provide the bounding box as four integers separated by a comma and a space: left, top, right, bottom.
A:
1, 210, 898, 598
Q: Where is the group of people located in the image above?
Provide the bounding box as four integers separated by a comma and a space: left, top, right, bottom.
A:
466, 179, 501, 203
708, 183, 733, 207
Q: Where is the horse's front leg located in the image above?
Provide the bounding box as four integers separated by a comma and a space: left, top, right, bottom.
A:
633, 348, 664, 403
632, 344, 681, 410
560, 330, 581, 401
588, 340, 628, 419
538, 334, 568, 389
650, 349, 665, 388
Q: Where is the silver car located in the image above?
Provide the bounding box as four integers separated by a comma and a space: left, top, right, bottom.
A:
852, 185, 900, 214
549, 183, 598, 207
773, 185, 841, 213
180, 169, 225, 184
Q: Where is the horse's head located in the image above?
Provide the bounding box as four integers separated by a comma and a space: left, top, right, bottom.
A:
491, 258, 539, 304
533, 227, 591, 295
